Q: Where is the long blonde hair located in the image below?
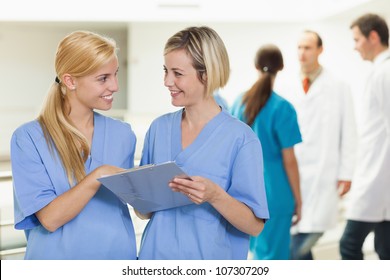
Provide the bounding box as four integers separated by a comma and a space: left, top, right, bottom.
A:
164, 26, 230, 97
38, 30, 117, 186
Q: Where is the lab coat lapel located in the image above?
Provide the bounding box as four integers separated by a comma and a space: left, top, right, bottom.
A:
304, 72, 329, 99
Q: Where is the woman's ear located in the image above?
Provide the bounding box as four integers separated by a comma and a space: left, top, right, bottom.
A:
201, 71, 207, 83
62, 74, 77, 91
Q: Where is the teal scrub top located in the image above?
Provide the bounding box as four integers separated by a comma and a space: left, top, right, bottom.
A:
230, 92, 302, 215
11, 112, 138, 259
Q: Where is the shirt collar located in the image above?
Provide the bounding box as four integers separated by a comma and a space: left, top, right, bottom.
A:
300, 65, 323, 83
373, 49, 390, 66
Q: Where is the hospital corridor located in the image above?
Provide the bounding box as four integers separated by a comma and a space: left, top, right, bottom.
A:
1, 0, 389, 265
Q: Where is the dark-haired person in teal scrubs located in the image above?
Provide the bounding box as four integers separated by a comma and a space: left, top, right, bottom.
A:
231, 44, 302, 260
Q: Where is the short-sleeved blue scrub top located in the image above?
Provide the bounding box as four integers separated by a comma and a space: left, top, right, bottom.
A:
11, 112, 137, 260
138, 109, 269, 260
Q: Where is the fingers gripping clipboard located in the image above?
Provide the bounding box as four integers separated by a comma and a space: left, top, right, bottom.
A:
98, 161, 192, 214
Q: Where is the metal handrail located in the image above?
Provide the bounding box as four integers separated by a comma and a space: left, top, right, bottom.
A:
0, 171, 12, 181
0, 247, 26, 260
0, 170, 26, 259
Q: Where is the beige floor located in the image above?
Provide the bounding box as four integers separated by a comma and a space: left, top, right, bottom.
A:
245, 218, 378, 260
312, 220, 378, 260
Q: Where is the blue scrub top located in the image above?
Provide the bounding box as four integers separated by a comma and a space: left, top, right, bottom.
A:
138, 109, 269, 260
11, 112, 138, 259
231, 92, 302, 215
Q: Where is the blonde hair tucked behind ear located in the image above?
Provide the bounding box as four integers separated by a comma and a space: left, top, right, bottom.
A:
38, 31, 118, 186
164, 26, 230, 97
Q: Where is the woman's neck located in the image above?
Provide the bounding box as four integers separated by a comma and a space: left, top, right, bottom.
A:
182, 98, 221, 128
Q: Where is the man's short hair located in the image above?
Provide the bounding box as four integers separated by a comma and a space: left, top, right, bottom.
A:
350, 13, 389, 47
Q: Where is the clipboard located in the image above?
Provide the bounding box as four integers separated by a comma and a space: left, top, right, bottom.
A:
97, 161, 193, 214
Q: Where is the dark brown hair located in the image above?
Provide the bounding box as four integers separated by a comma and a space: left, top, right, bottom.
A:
242, 44, 284, 126
350, 13, 389, 47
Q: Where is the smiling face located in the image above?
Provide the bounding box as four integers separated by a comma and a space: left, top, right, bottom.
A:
164, 49, 206, 108
67, 56, 119, 112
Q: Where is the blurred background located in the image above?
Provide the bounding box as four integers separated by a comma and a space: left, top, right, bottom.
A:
1, 0, 389, 259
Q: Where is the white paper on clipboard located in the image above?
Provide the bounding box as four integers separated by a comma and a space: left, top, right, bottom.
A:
98, 161, 192, 214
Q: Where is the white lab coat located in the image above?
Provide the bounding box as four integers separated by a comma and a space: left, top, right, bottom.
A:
278, 68, 357, 232
345, 50, 390, 222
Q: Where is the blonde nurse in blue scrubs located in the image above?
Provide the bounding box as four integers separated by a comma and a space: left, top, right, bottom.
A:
11, 31, 137, 259
137, 26, 269, 260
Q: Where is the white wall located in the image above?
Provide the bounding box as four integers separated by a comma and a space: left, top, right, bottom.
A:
125, 18, 374, 157
0, 23, 128, 159
1, 9, 389, 161
127, 16, 381, 110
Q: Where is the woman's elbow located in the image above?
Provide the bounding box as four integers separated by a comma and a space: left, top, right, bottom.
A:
36, 213, 61, 233
39, 219, 60, 233
249, 218, 265, 236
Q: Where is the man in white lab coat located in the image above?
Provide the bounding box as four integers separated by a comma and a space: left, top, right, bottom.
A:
340, 13, 390, 260
280, 30, 357, 259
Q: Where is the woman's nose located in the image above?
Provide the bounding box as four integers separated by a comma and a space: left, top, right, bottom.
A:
110, 77, 119, 92
164, 74, 174, 87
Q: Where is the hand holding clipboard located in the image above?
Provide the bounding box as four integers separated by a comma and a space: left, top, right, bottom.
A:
98, 161, 193, 214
